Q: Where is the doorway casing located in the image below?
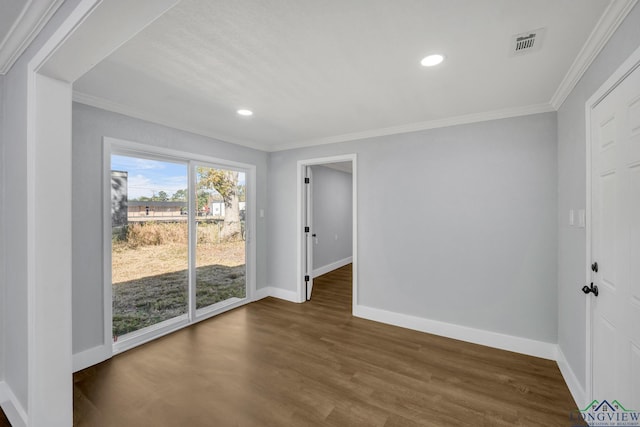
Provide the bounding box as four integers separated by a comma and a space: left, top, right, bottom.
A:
297, 154, 358, 308
18, 0, 178, 424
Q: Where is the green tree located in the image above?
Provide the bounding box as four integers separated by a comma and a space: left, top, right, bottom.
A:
197, 167, 241, 241
171, 189, 187, 201
154, 191, 169, 202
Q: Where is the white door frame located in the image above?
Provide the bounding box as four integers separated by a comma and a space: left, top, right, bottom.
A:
297, 154, 358, 310
304, 165, 314, 300
585, 43, 640, 403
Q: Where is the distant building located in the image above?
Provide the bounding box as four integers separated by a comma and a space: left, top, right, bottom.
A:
210, 200, 246, 217
128, 201, 187, 220
111, 171, 128, 227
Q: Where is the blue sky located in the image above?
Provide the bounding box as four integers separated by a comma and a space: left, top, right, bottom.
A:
112, 155, 245, 200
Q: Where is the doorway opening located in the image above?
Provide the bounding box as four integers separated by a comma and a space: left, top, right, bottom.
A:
298, 155, 357, 310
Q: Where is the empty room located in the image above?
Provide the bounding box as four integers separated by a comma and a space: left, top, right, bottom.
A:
1, 1, 640, 426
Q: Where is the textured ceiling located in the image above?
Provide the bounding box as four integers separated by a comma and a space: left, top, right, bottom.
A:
74, 0, 611, 151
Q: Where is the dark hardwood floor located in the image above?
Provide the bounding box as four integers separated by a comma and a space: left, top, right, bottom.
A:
0, 407, 10, 427
74, 264, 582, 426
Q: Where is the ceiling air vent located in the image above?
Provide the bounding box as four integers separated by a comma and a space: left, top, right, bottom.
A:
509, 27, 546, 56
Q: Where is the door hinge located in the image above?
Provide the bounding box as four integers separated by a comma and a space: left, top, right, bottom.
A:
304, 177, 310, 184
304, 226, 310, 233
304, 275, 310, 282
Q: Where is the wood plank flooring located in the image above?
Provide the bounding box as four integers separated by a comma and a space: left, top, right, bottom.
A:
74, 264, 583, 426
0, 408, 9, 427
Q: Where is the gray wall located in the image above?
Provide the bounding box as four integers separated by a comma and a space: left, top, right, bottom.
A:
71, 103, 269, 355
310, 165, 352, 271
2, 45, 30, 411
268, 112, 558, 343
0, 74, 4, 381
557, 3, 640, 390
0, 0, 83, 410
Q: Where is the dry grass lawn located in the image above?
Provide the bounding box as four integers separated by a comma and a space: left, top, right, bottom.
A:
112, 240, 245, 283
112, 240, 245, 337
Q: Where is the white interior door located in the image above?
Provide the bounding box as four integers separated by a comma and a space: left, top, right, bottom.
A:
590, 62, 640, 410
304, 166, 314, 300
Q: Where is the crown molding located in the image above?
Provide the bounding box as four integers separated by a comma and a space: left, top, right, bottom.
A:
269, 103, 555, 152
550, 0, 638, 110
75, 91, 554, 153
72, 91, 268, 152
0, 0, 65, 75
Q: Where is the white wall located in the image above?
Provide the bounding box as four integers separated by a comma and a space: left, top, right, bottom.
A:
557, 3, 640, 393
71, 102, 269, 356
268, 112, 558, 343
311, 165, 352, 273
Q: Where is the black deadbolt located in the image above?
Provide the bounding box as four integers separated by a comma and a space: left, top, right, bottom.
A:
582, 282, 599, 297
591, 262, 598, 273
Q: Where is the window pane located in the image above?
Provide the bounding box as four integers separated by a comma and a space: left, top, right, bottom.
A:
194, 166, 246, 311
111, 155, 189, 339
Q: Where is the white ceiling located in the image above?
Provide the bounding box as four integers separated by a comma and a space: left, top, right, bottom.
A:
72, 0, 620, 151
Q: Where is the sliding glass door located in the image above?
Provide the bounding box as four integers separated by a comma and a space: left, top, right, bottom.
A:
111, 155, 189, 340
108, 143, 252, 350
194, 165, 246, 313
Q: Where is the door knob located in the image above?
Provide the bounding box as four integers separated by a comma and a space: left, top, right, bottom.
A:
591, 262, 598, 273
582, 282, 599, 297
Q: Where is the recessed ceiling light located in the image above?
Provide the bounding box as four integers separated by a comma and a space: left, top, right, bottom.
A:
237, 109, 253, 116
420, 54, 444, 67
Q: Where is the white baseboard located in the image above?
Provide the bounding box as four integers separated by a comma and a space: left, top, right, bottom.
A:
0, 381, 28, 427
73, 344, 112, 373
254, 286, 303, 303
312, 256, 353, 278
353, 304, 558, 360
557, 347, 586, 408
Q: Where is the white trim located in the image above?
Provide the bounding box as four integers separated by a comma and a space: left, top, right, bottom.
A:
73, 91, 267, 151
0, 0, 65, 75
72, 344, 112, 373
353, 304, 558, 360
102, 135, 114, 362
297, 154, 358, 307
254, 286, 303, 303
312, 256, 353, 278
0, 381, 28, 427
24, 0, 104, 423
557, 348, 587, 408
551, 0, 639, 109
273, 104, 554, 152
583, 41, 640, 406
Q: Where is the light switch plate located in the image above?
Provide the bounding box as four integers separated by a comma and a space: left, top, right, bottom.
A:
569, 209, 575, 226
578, 209, 586, 228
